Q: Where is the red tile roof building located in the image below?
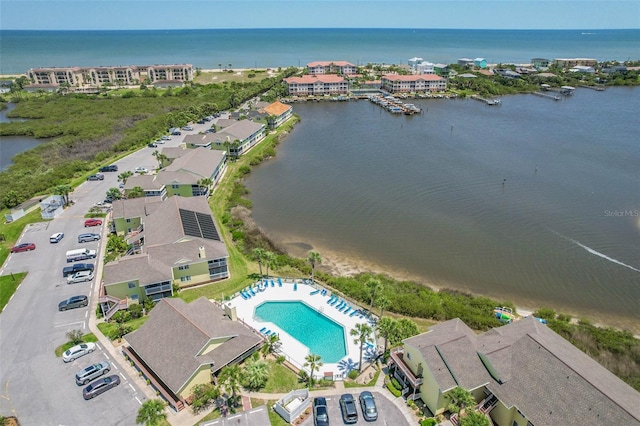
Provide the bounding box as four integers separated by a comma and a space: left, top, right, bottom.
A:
306, 61, 357, 75
381, 74, 447, 93
283, 75, 349, 96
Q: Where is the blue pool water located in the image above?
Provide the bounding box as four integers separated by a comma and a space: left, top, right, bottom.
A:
254, 301, 347, 363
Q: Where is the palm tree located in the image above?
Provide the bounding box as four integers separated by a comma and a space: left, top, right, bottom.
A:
197, 177, 213, 196
218, 364, 243, 407
308, 251, 321, 283
152, 150, 168, 169
446, 386, 476, 420
304, 353, 323, 387
136, 399, 167, 426
260, 332, 280, 358
396, 318, 419, 341
228, 63, 232, 71
243, 359, 270, 390
377, 294, 390, 319
53, 184, 72, 206
252, 248, 266, 277
230, 139, 241, 160
376, 317, 397, 353
459, 410, 491, 426
218, 63, 222, 72
350, 323, 373, 372
127, 186, 145, 199
264, 251, 276, 278
365, 278, 382, 314
118, 170, 133, 185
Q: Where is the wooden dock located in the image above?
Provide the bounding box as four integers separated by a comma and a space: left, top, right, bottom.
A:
533, 91, 561, 101
471, 95, 502, 106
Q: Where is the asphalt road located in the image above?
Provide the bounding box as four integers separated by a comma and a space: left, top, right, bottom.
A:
0, 121, 217, 424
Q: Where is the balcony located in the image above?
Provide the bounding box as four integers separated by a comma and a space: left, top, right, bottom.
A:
389, 349, 423, 388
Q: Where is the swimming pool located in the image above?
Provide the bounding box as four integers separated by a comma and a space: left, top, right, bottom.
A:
254, 301, 347, 363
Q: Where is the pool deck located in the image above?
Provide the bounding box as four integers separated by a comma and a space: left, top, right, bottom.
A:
227, 279, 376, 380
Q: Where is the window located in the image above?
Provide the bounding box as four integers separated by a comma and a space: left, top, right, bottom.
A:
180, 276, 191, 282
127, 282, 136, 289
130, 294, 139, 300
406, 352, 411, 360
126, 218, 132, 223
178, 265, 190, 271
171, 184, 180, 189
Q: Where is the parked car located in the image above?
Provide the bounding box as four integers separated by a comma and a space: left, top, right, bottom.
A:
205, 128, 216, 133
313, 397, 329, 426
339, 394, 358, 424
83, 375, 120, 399
78, 233, 101, 243
84, 219, 102, 227
358, 391, 378, 421
154, 139, 164, 144
49, 232, 64, 243
67, 270, 94, 284
98, 164, 118, 172
197, 119, 206, 124
58, 295, 89, 311
147, 142, 157, 148
181, 125, 193, 131
87, 173, 104, 181
62, 263, 94, 277
62, 342, 96, 362
10, 243, 36, 253
161, 135, 171, 141
134, 167, 149, 174
75, 361, 110, 385
171, 129, 182, 136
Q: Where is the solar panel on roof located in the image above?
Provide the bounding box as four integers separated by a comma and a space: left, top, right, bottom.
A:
179, 208, 220, 241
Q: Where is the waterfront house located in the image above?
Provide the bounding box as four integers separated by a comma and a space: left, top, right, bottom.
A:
380, 74, 447, 93
531, 58, 551, 70
284, 74, 350, 96
552, 58, 598, 68
569, 65, 596, 74
259, 101, 293, 129
123, 147, 227, 199
306, 61, 357, 75
123, 297, 262, 412
102, 197, 229, 318
458, 58, 475, 67
474, 58, 487, 69
433, 64, 450, 78
388, 317, 640, 425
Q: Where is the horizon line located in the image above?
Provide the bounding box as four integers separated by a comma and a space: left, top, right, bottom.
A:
1, 27, 639, 32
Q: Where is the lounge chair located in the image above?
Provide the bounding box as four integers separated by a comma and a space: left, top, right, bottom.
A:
249, 287, 256, 296
293, 283, 298, 291
344, 307, 351, 314
349, 310, 358, 317
271, 280, 275, 287
336, 301, 345, 309
243, 290, 251, 299
278, 278, 283, 287
264, 330, 271, 335
310, 289, 320, 295
321, 289, 327, 296
331, 298, 339, 306
259, 327, 267, 333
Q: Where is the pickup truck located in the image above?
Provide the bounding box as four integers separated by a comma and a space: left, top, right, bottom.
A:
62, 263, 95, 277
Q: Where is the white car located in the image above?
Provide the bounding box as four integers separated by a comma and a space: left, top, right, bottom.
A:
67, 270, 94, 284
134, 167, 149, 174
63, 342, 96, 362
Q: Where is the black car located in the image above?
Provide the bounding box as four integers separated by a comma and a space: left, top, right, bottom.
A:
83, 375, 120, 400
147, 142, 157, 148
313, 397, 329, 426
358, 391, 378, 421
339, 394, 358, 424
98, 165, 118, 172
87, 173, 104, 181
58, 295, 89, 311
62, 263, 94, 277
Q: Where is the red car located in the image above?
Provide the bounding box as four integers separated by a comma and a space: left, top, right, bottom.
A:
84, 219, 103, 227
10, 243, 36, 253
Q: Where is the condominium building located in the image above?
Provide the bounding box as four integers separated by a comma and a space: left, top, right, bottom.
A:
27, 64, 193, 87
553, 58, 598, 68
284, 75, 350, 95
306, 61, 357, 75
381, 74, 447, 93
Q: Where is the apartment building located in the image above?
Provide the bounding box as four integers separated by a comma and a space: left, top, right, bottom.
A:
380, 74, 447, 93
306, 61, 357, 75
284, 75, 350, 95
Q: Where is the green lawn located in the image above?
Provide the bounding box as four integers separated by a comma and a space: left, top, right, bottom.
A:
261, 359, 301, 393
0, 208, 49, 267
0, 272, 27, 313
96, 316, 149, 340
54, 333, 98, 357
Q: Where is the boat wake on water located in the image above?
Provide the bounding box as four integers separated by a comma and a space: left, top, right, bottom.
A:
549, 229, 640, 273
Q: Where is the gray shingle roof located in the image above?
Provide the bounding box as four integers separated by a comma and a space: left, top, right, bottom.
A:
124, 297, 262, 394
405, 317, 640, 425
164, 147, 225, 179
217, 120, 265, 141
110, 197, 163, 220
103, 253, 169, 286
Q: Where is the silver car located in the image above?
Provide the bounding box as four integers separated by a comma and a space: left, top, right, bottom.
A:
76, 361, 111, 385
63, 342, 96, 362
67, 270, 94, 284
83, 375, 120, 400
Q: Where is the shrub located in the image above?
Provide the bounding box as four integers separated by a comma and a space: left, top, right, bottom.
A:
66, 329, 84, 345
348, 370, 358, 380
239, 165, 251, 175
421, 419, 437, 426
391, 377, 402, 390
128, 303, 143, 319
386, 380, 402, 397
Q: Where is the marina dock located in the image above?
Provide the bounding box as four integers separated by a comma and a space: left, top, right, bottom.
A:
533, 91, 562, 101
471, 95, 502, 106
368, 94, 422, 115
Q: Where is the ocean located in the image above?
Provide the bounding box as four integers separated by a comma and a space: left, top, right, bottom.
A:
1, 28, 639, 74
245, 87, 640, 332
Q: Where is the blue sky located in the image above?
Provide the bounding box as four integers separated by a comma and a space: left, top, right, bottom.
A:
1, 1, 638, 30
